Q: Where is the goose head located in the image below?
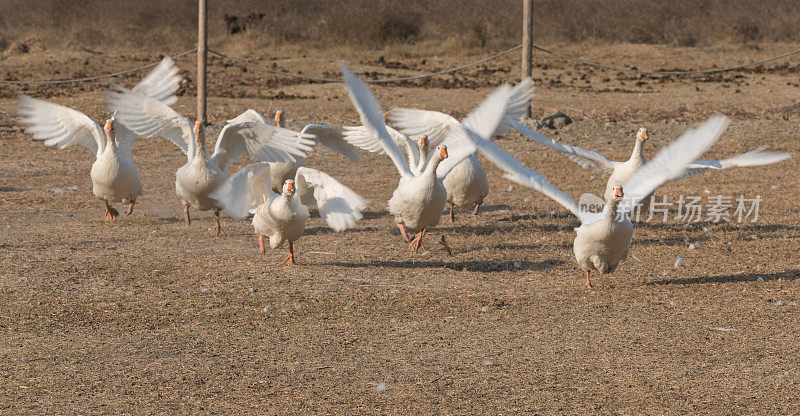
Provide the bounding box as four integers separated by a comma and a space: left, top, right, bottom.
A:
436, 144, 448, 160
418, 135, 429, 153
274, 110, 285, 128
104, 118, 115, 135
194, 120, 204, 135
282, 179, 296, 197
636, 127, 649, 143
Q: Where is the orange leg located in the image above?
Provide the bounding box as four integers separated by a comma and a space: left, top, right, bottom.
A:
103, 201, 119, 221
449, 203, 456, 222
124, 201, 135, 217
585, 270, 593, 289
184, 204, 191, 227
408, 228, 427, 252
212, 211, 226, 236
396, 222, 411, 242
282, 241, 296, 265
473, 203, 481, 216
258, 235, 266, 256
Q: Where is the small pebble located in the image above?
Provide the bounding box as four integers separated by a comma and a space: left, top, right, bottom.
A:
389, 318, 397, 324
775, 300, 784, 307
262, 305, 271, 313
789, 302, 797, 307
669, 300, 677, 306
674, 257, 684, 268
69, 185, 78, 191
375, 383, 388, 392
771, 184, 782, 190
506, 185, 513, 192
53, 187, 64, 195
523, 197, 531, 203
481, 306, 489, 312
757, 277, 764, 282
513, 261, 521, 269
201, 288, 210, 293
688, 243, 696, 250
483, 360, 494, 366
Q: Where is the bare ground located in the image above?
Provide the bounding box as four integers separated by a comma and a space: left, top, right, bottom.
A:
1, 43, 799, 414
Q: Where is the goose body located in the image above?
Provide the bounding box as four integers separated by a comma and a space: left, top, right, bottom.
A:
388, 153, 448, 231
442, 154, 489, 211
210, 163, 366, 264
467, 114, 729, 287
17, 57, 180, 220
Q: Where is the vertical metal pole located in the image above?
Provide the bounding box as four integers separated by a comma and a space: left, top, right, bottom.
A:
522, 0, 533, 117
197, 0, 208, 125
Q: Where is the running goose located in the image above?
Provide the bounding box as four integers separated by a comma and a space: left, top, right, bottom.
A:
384, 79, 533, 221
467, 115, 729, 288
339, 62, 512, 252
106, 87, 315, 234
515, 123, 790, 212
210, 162, 367, 264
17, 57, 181, 221
255, 109, 363, 192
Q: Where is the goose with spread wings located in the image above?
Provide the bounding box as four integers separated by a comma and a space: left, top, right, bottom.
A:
339, 62, 513, 253
516, 122, 790, 211
106, 86, 315, 234
385, 79, 533, 222
236, 109, 363, 192
17, 56, 181, 221
210, 162, 367, 264
467, 115, 730, 288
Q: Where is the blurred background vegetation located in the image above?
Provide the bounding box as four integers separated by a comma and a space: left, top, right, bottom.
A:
1, 0, 799, 53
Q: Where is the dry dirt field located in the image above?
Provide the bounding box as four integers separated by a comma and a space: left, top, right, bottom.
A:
1, 43, 799, 414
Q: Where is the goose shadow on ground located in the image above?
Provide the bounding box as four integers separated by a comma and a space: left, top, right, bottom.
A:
321, 258, 565, 273
646, 269, 800, 285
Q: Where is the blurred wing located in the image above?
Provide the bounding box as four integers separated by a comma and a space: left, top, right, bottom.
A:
339, 62, 413, 178
17, 94, 104, 157
466, 124, 584, 220
387, 108, 459, 148
514, 121, 617, 172
227, 108, 270, 125
435, 84, 512, 179
295, 167, 368, 232
674, 145, 791, 181
620, 115, 729, 214
113, 118, 138, 162
131, 56, 181, 105
209, 162, 276, 220
213, 121, 315, 171
106, 82, 194, 160
300, 124, 362, 161
496, 77, 534, 136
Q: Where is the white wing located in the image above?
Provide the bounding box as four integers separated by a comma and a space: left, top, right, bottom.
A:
209, 162, 277, 220
339, 62, 413, 178
106, 82, 195, 160
17, 95, 105, 157
434, 84, 512, 179
226, 108, 270, 125
387, 108, 459, 148
113, 116, 138, 162
212, 121, 315, 171
341, 125, 417, 161
618, 115, 729, 215
295, 167, 368, 232
466, 122, 585, 221
300, 124, 362, 162
131, 56, 181, 105
496, 78, 534, 135
514, 121, 617, 172
674, 145, 791, 181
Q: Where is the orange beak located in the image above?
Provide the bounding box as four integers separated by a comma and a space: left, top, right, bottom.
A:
287, 182, 296, 194
439, 147, 448, 158
641, 130, 649, 140
419, 136, 428, 147
614, 187, 624, 198
275, 112, 284, 123
194, 122, 202, 133
105, 120, 113, 130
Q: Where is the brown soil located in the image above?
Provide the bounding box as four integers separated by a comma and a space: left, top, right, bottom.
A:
1, 44, 799, 414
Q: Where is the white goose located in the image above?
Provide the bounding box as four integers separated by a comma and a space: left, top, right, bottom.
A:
106, 86, 315, 234
339, 62, 512, 252
385, 79, 533, 221
17, 57, 181, 221
515, 123, 790, 212
210, 162, 367, 264
256, 109, 363, 192
467, 115, 729, 288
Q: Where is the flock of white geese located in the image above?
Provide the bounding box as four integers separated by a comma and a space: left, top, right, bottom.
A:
17, 57, 791, 287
